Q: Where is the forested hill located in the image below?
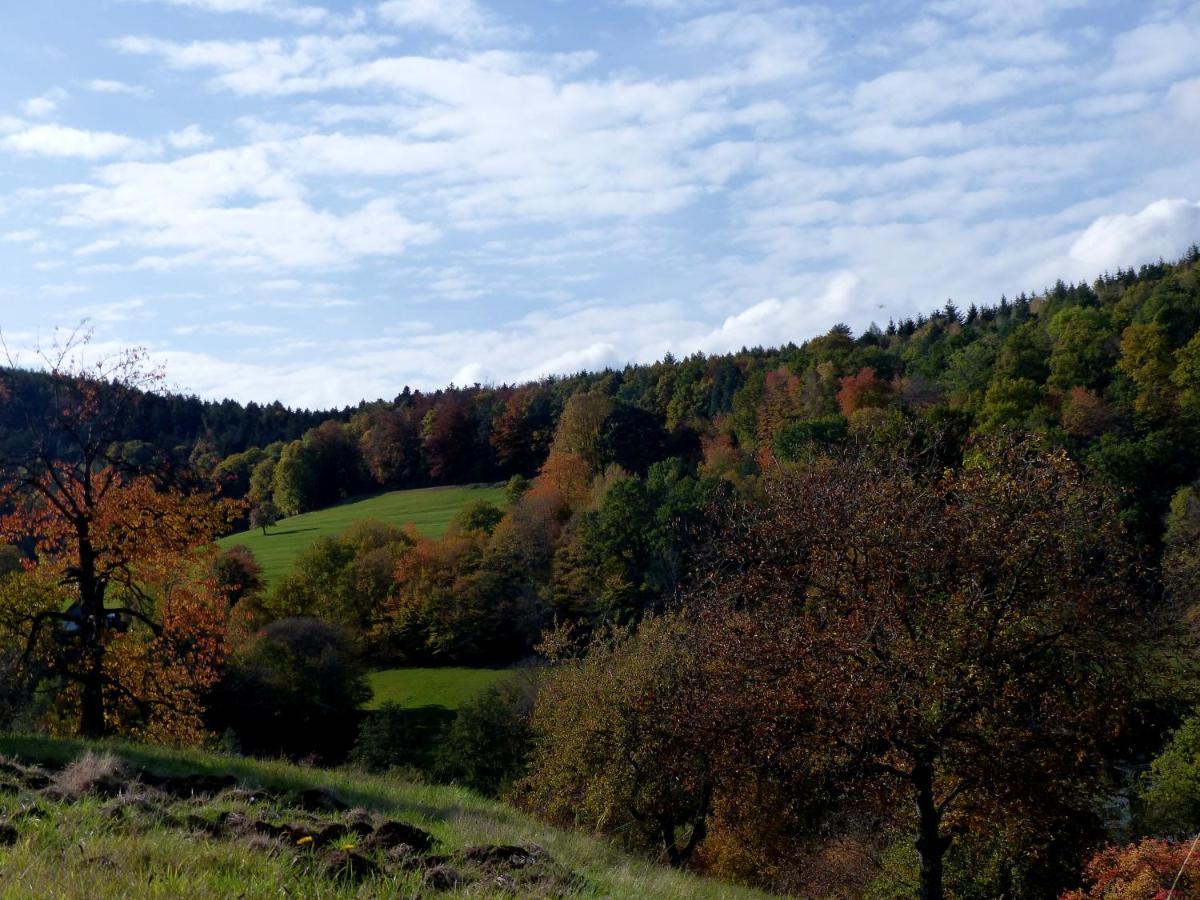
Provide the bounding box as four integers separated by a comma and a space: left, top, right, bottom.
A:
6, 246, 1200, 544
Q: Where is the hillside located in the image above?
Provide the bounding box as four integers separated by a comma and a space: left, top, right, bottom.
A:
218, 483, 506, 585
0, 736, 762, 900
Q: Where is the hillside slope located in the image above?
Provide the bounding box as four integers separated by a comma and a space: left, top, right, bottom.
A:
218, 483, 505, 585
0, 736, 761, 899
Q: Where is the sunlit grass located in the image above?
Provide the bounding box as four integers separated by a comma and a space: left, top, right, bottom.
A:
217, 484, 505, 585
365, 667, 516, 711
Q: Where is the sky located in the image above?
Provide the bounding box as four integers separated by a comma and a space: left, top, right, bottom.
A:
0, 0, 1198, 408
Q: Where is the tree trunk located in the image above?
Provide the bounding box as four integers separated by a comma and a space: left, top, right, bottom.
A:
80, 646, 105, 737
913, 761, 952, 900
77, 535, 107, 738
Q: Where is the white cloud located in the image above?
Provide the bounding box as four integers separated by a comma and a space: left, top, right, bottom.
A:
1102, 17, 1200, 87
19, 89, 67, 118
74, 239, 122, 256
1, 124, 144, 159
173, 319, 287, 336
84, 79, 153, 98
928, 0, 1094, 31
168, 124, 214, 149
59, 147, 440, 269
1070, 197, 1200, 272
376, 0, 511, 43
1, 229, 40, 242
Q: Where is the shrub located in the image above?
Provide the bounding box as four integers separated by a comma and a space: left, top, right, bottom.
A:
435, 677, 535, 797
350, 702, 455, 772
209, 617, 370, 762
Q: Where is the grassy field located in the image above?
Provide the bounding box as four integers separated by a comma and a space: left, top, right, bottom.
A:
366, 668, 516, 711
0, 735, 765, 899
218, 484, 506, 586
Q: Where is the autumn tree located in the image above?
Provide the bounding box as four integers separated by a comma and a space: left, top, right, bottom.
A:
0, 339, 239, 739
695, 442, 1157, 900
836, 367, 891, 418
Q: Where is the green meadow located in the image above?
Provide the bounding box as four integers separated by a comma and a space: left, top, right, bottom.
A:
218, 484, 506, 586
365, 667, 516, 711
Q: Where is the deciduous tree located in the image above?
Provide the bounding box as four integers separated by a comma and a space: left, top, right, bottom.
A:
696, 443, 1156, 900
0, 340, 239, 739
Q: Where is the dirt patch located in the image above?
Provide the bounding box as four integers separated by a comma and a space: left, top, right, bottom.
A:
293, 788, 348, 813
364, 819, 434, 853
318, 848, 380, 882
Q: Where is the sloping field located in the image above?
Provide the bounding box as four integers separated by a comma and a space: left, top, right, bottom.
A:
218, 484, 505, 585
0, 735, 764, 899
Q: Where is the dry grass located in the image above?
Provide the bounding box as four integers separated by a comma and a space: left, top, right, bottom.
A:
50, 750, 127, 799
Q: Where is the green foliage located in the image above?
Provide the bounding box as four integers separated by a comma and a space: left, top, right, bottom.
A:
1137, 714, 1200, 836
434, 678, 536, 797
350, 701, 456, 771
519, 617, 713, 866
210, 617, 371, 761
771, 415, 848, 461
271, 440, 317, 516
451, 499, 505, 535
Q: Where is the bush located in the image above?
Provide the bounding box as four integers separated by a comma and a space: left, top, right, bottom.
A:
435, 677, 535, 797
209, 617, 370, 762
351, 702, 455, 772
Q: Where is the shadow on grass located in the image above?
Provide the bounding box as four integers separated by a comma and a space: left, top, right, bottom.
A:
264, 527, 319, 536
0, 728, 522, 832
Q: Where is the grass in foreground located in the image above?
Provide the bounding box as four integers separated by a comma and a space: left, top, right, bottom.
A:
0, 735, 764, 900
366, 668, 516, 711
218, 484, 506, 585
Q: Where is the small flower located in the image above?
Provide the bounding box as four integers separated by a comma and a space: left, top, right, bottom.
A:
296, 835, 314, 846
338, 841, 356, 851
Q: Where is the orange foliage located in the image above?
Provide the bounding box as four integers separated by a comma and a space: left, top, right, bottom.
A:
531, 449, 593, 509
0, 471, 239, 743
836, 367, 890, 418
1062, 839, 1200, 899
0, 346, 240, 742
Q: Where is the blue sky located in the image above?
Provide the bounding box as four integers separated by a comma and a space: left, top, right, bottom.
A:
0, 0, 1198, 407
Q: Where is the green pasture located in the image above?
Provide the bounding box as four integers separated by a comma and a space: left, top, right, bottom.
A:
217, 484, 505, 585
365, 667, 516, 711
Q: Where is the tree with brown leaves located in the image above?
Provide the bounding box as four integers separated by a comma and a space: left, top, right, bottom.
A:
0, 335, 239, 740
696, 442, 1158, 900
